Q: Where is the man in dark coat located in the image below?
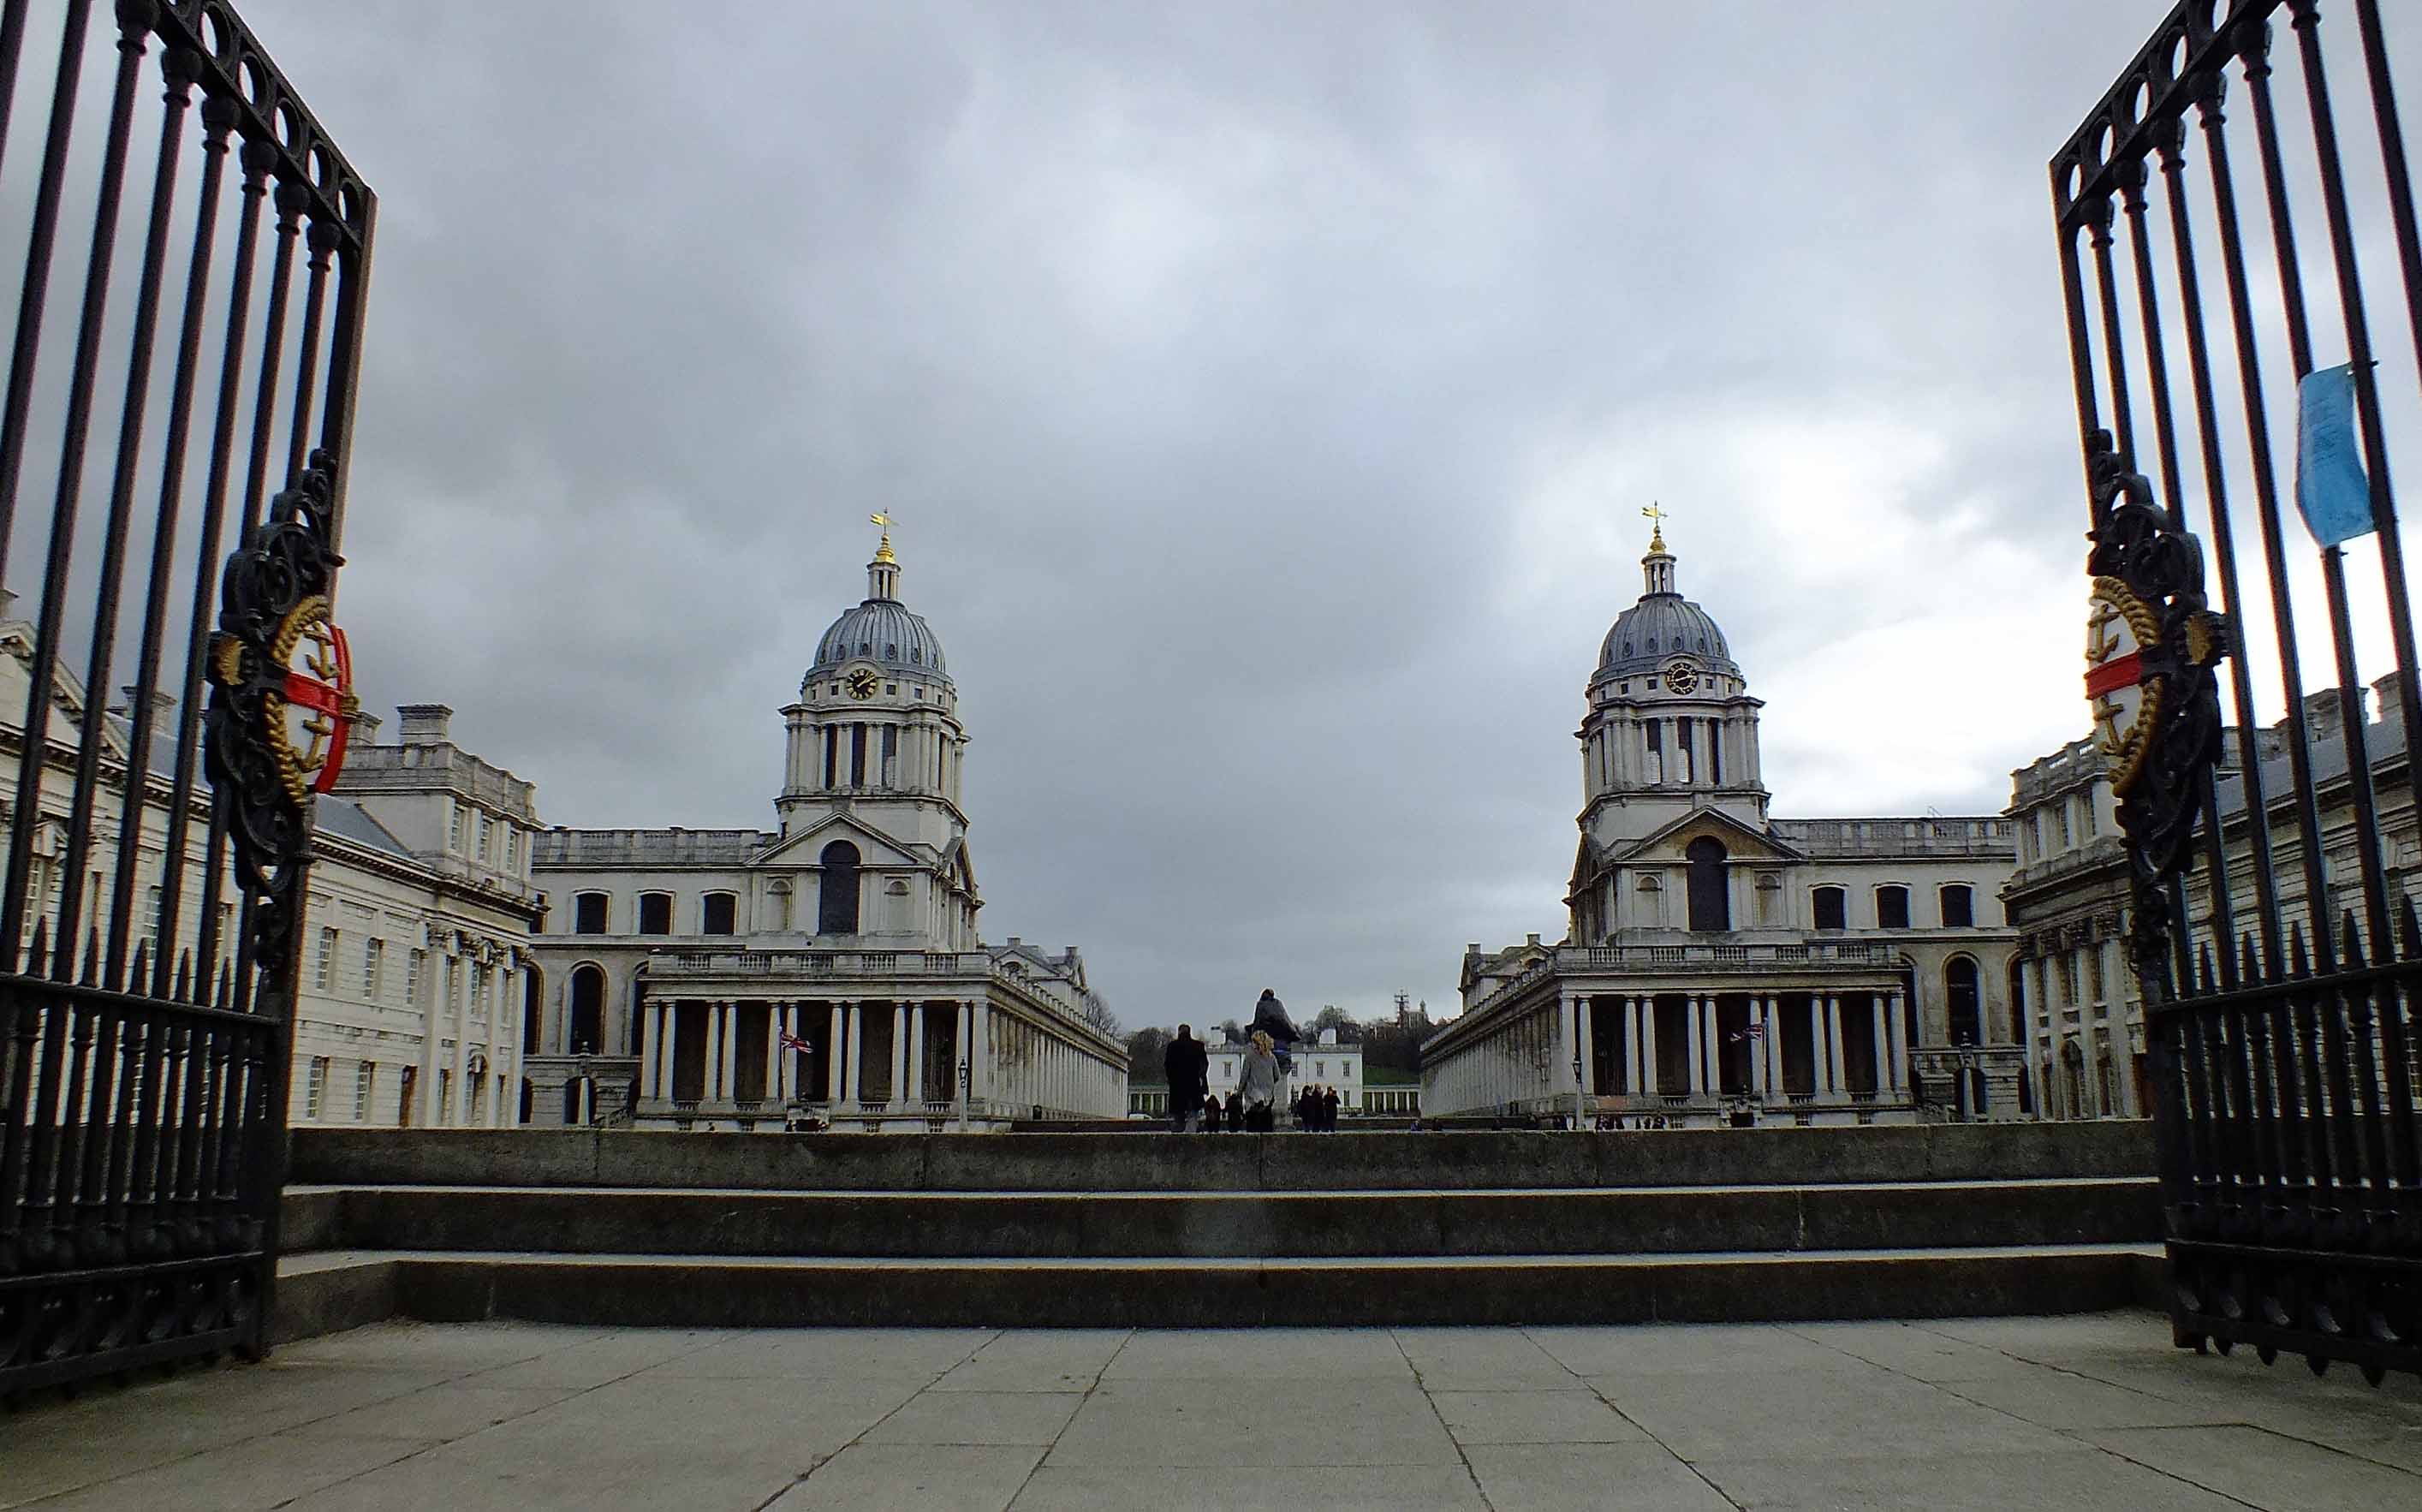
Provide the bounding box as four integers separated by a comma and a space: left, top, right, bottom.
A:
1249, 989, 1299, 1074
1163, 1024, 1209, 1133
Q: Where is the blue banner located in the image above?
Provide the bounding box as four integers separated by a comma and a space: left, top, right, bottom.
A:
2296, 363, 2374, 547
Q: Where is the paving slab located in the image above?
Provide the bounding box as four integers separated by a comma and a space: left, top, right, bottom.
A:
767, 1445, 1046, 1511
1460, 1443, 1735, 1510
1048, 1378, 1458, 1467
2077, 1423, 2422, 1511
930, 1329, 1128, 1392
1589, 1367, 2079, 1461
1527, 1321, 1883, 1377
1009, 1463, 1486, 1510
1428, 1388, 1649, 1444
1098, 1325, 1413, 1380
17, 1429, 437, 1512
861, 1390, 1086, 1446
1693, 1446, 2248, 1511
1391, 1325, 1578, 1388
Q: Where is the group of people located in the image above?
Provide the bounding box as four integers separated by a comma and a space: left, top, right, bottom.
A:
1162, 990, 1345, 1134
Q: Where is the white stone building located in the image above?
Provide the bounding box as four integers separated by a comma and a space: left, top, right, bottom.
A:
1423, 526, 2026, 1126
1201, 1027, 1365, 1112
522, 529, 1126, 1131
0, 604, 541, 1131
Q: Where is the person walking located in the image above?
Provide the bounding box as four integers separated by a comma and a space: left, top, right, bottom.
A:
1322, 1084, 1342, 1131
1240, 1030, 1282, 1132
1163, 1024, 1209, 1134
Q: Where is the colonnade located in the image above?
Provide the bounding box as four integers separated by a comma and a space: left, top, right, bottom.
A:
2018, 937, 2139, 1119
634, 994, 1125, 1119
420, 934, 527, 1128
1424, 985, 1910, 1120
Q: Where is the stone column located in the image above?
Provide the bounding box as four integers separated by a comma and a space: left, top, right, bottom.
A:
1887, 989, 1909, 1095
2104, 936, 2139, 1115
448, 955, 469, 1125
1824, 995, 1848, 1098
1640, 998, 1659, 1097
1871, 995, 1889, 1097
2020, 958, 2048, 1116
1576, 995, 1596, 1097
1701, 997, 1721, 1098
836, 1001, 857, 1105
1807, 996, 1828, 1095
1685, 997, 1705, 1095
2075, 947, 2104, 1116
1747, 997, 1767, 1098
703, 1001, 725, 1100
971, 999, 990, 1104
908, 1001, 928, 1104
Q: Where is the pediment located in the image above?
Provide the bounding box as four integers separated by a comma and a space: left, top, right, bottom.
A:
1611, 806, 1805, 866
754, 813, 925, 871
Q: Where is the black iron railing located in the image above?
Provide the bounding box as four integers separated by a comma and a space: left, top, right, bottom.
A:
0, 1, 372, 1397
2050, 0, 2419, 1384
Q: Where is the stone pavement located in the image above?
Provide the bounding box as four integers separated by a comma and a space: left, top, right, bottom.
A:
3, 1313, 2418, 1510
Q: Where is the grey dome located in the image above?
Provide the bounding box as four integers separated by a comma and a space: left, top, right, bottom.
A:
812, 598, 949, 678
1595, 592, 1738, 683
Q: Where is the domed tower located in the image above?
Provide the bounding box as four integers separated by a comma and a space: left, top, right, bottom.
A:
1578, 515, 1768, 852
777, 518, 977, 946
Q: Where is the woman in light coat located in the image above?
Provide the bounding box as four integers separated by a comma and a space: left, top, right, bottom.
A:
1239, 1030, 1282, 1133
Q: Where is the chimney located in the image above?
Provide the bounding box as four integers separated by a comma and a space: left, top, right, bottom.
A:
1526, 932, 1542, 948
353, 711, 382, 743
396, 704, 453, 746
2372, 670, 2407, 727
2302, 686, 2365, 745
118, 686, 175, 724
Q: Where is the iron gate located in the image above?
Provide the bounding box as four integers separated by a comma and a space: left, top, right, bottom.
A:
0, 0, 371, 1396
2052, 0, 2419, 1383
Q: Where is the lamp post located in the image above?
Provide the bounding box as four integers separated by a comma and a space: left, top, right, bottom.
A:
1573, 1051, 1586, 1132
958, 1057, 971, 1131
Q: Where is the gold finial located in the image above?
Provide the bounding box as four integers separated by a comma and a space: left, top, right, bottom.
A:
870, 511, 897, 564
1641, 501, 1668, 552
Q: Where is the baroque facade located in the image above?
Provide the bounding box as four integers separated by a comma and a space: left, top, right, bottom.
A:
1423, 527, 2026, 1126
521, 529, 1126, 1131
2003, 676, 2414, 1122
0, 600, 541, 1132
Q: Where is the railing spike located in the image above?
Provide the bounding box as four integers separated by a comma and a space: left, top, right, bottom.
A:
80, 929, 101, 985
128, 938, 149, 989
174, 949, 192, 1003
2289, 921, 2311, 979
2240, 932, 2263, 986
2197, 942, 2217, 994
215, 967, 233, 1011
2341, 910, 2367, 970
27, 918, 50, 979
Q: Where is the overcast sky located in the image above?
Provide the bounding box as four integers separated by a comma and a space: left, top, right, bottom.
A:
211, 2, 2417, 1029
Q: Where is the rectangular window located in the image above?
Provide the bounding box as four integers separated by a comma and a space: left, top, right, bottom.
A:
354, 1062, 374, 1121
1877, 886, 1910, 930
1708, 724, 1723, 785
449, 804, 464, 853
364, 938, 384, 1000
702, 893, 736, 935
2056, 801, 2073, 848
574, 892, 609, 934
2081, 792, 2098, 836
479, 813, 494, 860
823, 726, 838, 788
438, 1069, 451, 1118
638, 892, 672, 935
851, 723, 868, 786
2089, 949, 2106, 1000
1675, 717, 1694, 784
314, 927, 337, 991
304, 1057, 330, 1120
144, 885, 162, 949
406, 949, 424, 1007
505, 826, 520, 871
1812, 887, 1846, 932
881, 724, 898, 788
1939, 884, 1974, 928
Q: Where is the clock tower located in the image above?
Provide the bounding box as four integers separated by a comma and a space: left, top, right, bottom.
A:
774, 521, 979, 946
1575, 518, 1770, 854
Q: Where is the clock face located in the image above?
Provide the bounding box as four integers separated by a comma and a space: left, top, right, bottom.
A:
1663, 660, 1699, 694
845, 668, 881, 700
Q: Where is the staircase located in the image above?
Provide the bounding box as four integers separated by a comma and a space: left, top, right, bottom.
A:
273, 1122, 2162, 1340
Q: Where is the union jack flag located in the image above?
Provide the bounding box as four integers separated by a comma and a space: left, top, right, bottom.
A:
1728, 1023, 1766, 1043
777, 1027, 814, 1055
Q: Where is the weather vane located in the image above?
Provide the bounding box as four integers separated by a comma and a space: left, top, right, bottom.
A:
870, 510, 896, 563
1641, 501, 1669, 550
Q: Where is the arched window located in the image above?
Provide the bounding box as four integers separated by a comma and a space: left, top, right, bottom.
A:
701, 892, 737, 935
1939, 883, 1974, 928
1947, 956, 1982, 1045
1686, 837, 1729, 932
637, 892, 673, 935
1812, 886, 1846, 932
572, 891, 609, 934
818, 841, 862, 935
568, 965, 604, 1055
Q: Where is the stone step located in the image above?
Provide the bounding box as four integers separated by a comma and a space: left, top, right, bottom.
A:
287, 1176, 2159, 1259
286, 1121, 2153, 1194
271, 1243, 2165, 1336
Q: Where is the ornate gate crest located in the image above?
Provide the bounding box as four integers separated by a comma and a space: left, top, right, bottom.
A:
2080, 430, 2226, 973
205, 453, 351, 938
